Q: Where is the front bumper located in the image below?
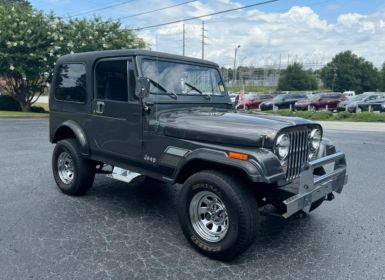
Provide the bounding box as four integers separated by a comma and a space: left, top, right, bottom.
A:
282, 152, 347, 218
336, 106, 347, 112
294, 104, 308, 111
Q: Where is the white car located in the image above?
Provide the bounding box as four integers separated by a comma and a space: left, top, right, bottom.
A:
343, 91, 356, 98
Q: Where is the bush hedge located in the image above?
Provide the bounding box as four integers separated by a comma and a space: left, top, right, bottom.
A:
250, 109, 385, 122
0, 95, 21, 111
30, 106, 46, 113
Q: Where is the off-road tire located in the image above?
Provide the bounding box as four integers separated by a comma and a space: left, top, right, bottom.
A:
177, 170, 259, 260
52, 139, 95, 196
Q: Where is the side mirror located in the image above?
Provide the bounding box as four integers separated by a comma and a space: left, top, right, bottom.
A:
135, 77, 151, 99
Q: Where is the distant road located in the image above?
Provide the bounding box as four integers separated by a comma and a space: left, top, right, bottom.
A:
318, 121, 385, 132
35, 96, 49, 104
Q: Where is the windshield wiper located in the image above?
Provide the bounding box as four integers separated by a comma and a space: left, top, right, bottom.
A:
148, 78, 177, 99
185, 82, 210, 99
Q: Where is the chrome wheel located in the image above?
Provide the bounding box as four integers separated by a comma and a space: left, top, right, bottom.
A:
57, 152, 75, 184
189, 190, 229, 242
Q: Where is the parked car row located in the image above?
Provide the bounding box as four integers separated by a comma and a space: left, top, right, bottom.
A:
294, 93, 347, 111
234, 91, 385, 112
260, 93, 307, 111
340, 92, 385, 113
236, 93, 275, 110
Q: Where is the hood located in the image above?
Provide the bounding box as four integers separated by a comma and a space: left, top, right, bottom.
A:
347, 101, 359, 107
296, 99, 311, 105
338, 100, 349, 107
261, 101, 273, 106
160, 108, 314, 147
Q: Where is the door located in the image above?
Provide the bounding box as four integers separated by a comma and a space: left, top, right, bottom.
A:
89, 58, 142, 159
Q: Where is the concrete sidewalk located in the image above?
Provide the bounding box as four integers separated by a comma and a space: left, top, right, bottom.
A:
318, 121, 385, 132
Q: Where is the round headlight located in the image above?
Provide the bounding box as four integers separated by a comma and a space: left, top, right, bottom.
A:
276, 134, 290, 160
309, 129, 322, 151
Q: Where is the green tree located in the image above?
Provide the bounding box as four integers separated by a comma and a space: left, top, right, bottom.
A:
379, 63, 385, 91
320, 51, 380, 93
277, 63, 318, 91
0, 0, 30, 7
0, 4, 145, 111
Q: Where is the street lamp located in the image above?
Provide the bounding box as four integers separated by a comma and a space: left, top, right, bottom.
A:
233, 45, 240, 86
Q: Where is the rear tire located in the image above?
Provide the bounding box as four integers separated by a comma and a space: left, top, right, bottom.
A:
177, 170, 259, 260
52, 139, 95, 196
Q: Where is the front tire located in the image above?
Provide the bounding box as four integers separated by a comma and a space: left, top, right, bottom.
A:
177, 170, 259, 260
52, 139, 95, 196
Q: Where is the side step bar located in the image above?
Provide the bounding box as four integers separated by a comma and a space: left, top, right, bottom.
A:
107, 167, 142, 184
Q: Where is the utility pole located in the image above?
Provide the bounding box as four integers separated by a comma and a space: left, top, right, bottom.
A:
201, 21, 207, 59
233, 45, 240, 86
182, 24, 185, 56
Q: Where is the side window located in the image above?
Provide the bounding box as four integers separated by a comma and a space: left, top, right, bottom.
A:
55, 64, 87, 102
95, 60, 130, 102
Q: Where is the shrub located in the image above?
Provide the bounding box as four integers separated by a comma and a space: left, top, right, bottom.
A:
30, 106, 47, 113
0, 95, 21, 111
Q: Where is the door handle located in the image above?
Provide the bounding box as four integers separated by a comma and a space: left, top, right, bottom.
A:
95, 101, 105, 114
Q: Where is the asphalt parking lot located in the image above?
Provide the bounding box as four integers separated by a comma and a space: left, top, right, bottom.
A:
0, 119, 385, 280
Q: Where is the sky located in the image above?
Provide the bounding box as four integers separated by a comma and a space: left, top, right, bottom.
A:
29, 0, 385, 68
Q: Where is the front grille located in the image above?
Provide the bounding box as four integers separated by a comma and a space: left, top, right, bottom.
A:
286, 128, 310, 180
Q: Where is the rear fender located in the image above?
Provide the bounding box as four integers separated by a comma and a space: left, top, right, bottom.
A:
51, 120, 90, 156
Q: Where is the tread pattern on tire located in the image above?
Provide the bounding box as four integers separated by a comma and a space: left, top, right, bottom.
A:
179, 170, 259, 260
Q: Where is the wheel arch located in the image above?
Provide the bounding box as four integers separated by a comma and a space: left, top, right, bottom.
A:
175, 159, 251, 184
173, 148, 266, 184
51, 121, 90, 156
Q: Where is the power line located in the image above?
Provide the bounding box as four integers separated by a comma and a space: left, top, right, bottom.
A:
118, 0, 198, 20
68, 0, 136, 17
132, 0, 280, 31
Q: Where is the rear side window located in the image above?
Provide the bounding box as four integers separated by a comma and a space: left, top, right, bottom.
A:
55, 64, 87, 102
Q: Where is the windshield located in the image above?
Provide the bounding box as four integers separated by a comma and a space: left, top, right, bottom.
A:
272, 95, 286, 101
306, 94, 319, 101
245, 94, 258, 100
140, 58, 226, 96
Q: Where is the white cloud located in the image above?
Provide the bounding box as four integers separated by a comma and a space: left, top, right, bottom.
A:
126, 1, 385, 68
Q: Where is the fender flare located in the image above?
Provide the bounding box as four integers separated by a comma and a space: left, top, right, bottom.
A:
52, 120, 90, 156
173, 148, 283, 184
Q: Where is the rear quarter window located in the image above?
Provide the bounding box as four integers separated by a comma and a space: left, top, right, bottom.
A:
55, 63, 87, 103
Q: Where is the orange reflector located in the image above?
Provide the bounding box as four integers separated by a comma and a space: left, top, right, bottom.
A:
228, 152, 249, 161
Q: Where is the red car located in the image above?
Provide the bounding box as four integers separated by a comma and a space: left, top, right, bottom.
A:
295, 92, 347, 111
236, 93, 275, 110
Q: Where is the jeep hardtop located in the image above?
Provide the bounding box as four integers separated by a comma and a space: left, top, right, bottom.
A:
50, 49, 347, 260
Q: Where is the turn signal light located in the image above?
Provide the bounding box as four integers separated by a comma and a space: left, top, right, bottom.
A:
228, 152, 249, 161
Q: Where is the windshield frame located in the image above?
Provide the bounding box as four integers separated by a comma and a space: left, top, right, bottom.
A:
136, 55, 227, 97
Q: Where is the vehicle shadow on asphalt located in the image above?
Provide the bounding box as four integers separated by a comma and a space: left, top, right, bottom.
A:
83, 176, 318, 264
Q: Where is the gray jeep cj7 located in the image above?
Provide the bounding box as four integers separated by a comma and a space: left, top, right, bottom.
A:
49, 50, 348, 260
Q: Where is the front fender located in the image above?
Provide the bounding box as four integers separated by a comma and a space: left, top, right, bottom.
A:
173, 147, 286, 184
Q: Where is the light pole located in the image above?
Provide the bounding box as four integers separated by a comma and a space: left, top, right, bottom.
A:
233, 45, 240, 86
